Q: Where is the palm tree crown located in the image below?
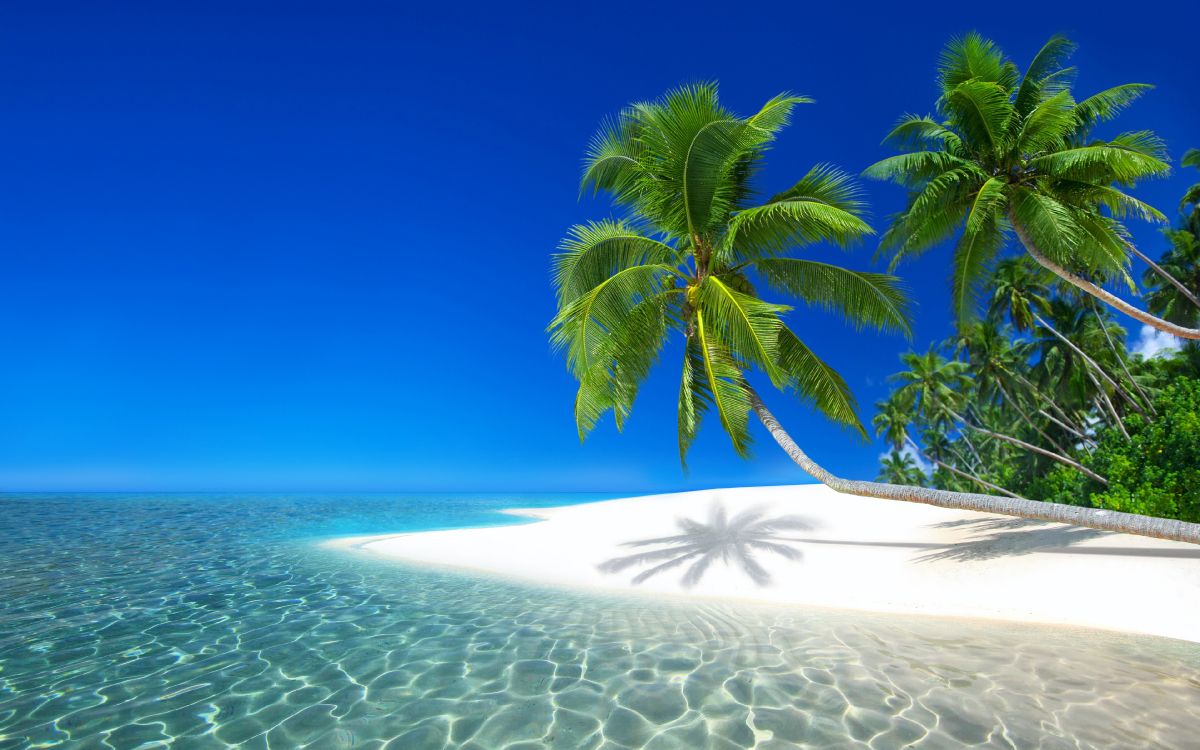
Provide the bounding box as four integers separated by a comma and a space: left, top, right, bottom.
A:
549, 83, 911, 464
866, 33, 1171, 326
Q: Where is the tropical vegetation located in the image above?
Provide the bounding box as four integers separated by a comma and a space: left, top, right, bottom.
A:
547, 80, 1200, 544
875, 153, 1200, 523
866, 33, 1200, 339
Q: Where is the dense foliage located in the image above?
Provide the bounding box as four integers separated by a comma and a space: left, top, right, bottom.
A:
1078, 378, 1200, 521
876, 155, 1200, 522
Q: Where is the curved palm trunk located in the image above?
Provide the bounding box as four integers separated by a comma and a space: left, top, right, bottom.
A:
1125, 241, 1200, 311
1084, 369, 1131, 441
903, 435, 1025, 500
1038, 407, 1092, 444
746, 387, 1200, 544
956, 417, 1110, 486
1088, 302, 1156, 416
1010, 370, 1092, 439
1031, 312, 1146, 417
994, 380, 1072, 455
1013, 220, 1200, 340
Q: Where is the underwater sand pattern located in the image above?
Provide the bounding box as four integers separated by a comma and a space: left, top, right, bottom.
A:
1, 493, 1199, 749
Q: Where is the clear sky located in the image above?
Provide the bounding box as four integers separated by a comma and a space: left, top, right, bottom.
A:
2, 1, 1196, 492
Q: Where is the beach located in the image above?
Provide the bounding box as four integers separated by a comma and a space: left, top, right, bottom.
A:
330, 484, 1200, 643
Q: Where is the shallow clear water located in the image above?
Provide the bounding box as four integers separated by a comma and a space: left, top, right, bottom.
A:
1, 494, 1198, 749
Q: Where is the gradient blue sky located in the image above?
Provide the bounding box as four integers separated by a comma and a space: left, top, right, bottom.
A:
2, 1, 1196, 492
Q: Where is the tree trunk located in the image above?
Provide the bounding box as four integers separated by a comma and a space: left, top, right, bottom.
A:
746, 387, 1200, 544
1125, 241, 1200, 311
1012, 218, 1200, 340
1089, 302, 1156, 416
1084, 369, 1131, 441
1038, 408, 1093, 445
994, 379, 1073, 455
904, 435, 1026, 500
1032, 312, 1146, 417
1010, 370, 1092, 439
959, 418, 1110, 485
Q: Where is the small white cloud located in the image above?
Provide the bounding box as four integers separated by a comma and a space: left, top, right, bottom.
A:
1131, 325, 1181, 359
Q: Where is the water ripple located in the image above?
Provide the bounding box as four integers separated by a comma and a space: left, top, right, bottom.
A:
1, 493, 1198, 748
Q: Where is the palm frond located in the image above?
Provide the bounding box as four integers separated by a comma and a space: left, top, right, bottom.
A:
724, 165, 872, 261
1073, 84, 1153, 134
881, 114, 963, 153
696, 275, 789, 384
696, 308, 753, 456
1017, 90, 1077, 154
1014, 35, 1077, 116
776, 326, 864, 435
862, 150, 978, 186
1031, 136, 1169, 185
952, 177, 1008, 324
580, 112, 641, 200
552, 220, 680, 304
548, 263, 676, 381
938, 32, 1018, 92
941, 80, 1013, 154
750, 258, 913, 336
677, 335, 711, 467
571, 294, 672, 437
1009, 188, 1082, 266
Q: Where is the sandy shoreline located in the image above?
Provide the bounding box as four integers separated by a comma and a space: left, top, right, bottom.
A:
324, 485, 1200, 643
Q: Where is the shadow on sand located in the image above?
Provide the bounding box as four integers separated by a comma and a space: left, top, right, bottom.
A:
598, 503, 817, 587
795, 517, 1200, 563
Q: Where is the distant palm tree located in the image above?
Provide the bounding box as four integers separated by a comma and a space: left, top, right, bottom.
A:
1145, 150, 1200, 327
1180, 149, 1200, 232
988, 258, 1144, 415
866, 33, 1200, 339
598, 505, 812, 586
877, 450, 927, 486
893, 347, 1106, 483
550, 83, 1200, 544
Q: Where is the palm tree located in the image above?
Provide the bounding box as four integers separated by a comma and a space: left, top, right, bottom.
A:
549, 82, 1200, 544
957, 321, 1072, 454
877, 450, 926, 486
873, 395, 1018, 497
866, 33, 1200, 339
892, 347, 1106, 483
988, 258, 1144, 415
1145, 151, 1200, 327
1179, 148, 1200, 233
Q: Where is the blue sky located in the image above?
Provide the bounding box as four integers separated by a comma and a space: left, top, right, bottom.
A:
1, 1, 1196, 492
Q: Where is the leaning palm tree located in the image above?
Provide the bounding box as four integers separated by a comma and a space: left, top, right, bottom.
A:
549, 82, 1200, 544
866, 33, 1200, 339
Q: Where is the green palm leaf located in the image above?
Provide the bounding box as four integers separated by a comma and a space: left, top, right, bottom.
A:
552, 220, 680, 304
776, 326, 864, 435
696, 308, 753, 456
1014, 35, 1077, 116
724, 165, 872, 261
952, 177, 1008, 324
695, 276, 789, 384
750, 258, 913, 336
676, 335, 712, 467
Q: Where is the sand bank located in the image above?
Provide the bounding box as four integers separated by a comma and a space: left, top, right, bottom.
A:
326, 485, 1200, 642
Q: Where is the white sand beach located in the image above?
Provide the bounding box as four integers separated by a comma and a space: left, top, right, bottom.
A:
328, 485, 1200, 643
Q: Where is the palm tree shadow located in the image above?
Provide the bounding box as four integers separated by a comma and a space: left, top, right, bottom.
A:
597, 503, 817, 588
917, 517, 1110, 562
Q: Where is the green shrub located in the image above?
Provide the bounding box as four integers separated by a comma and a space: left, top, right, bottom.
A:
1081, 377, 1200, 522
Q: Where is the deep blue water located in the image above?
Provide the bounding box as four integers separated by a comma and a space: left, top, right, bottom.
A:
1, 493, 1198, 749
